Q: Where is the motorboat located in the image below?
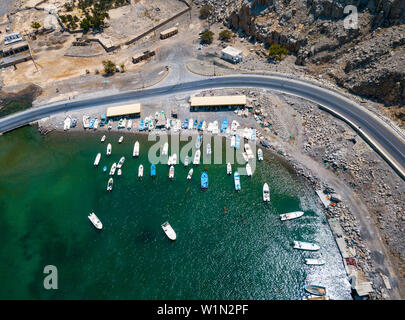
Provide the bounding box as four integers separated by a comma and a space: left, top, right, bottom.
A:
305, 259, 325, 266
293, 241, 320, 251
201, 171, 209, 189
198, 120, 203, 131
94, 153, 101, 167
106, 143, 112, 156
263, 183, 270, 202
107, 119, 112, 130
117, 156, 125, 169
202, 121, 207, 131
103, 166, 107, 172
206, 143, 211, 155
138, 164, 144, 178
234, 171, 241, 191
101, 135, 106, 142
168, 154, 177, 166
150, 164, 156, 177
242, 152, 249, 163
187, 168, 193, 180
184, 156, 189, 167
63, 116, 71, 130
122, 118, 127, 128
193, 149, 201, 165
161, 221, 176, 240
245, 143, 254, 159
118, 136, 124, 143
117, 169, 122, 176
109, 162, 117, 175
169, 165, 174, 179
230, 135, 236, 148
162, 142, 169, 156
133, 141, 140, 157
165, 119, 171, 130
246, 163, 252, 177
212, 121, 219, 134
304, 285, 327, 296
88, 212, 103, 229
148, 120, 154, 131
189, 118, 193, 130
139, 120, 145, 131
127, 119, 132, 130
221, 119, 228, 133
227, 162, 232, 175
193, 119, 198, 129
94, 118, 99, 129
280, 211, 304, 221
258, 148, 263, 161
83, 115, 90, 129
195, 135, 202, 149
107, 177, 113, 191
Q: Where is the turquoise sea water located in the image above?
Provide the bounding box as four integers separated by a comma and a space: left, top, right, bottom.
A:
0, 127, 351, 299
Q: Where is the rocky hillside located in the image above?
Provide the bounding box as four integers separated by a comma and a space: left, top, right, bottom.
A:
193, 0, 405, 113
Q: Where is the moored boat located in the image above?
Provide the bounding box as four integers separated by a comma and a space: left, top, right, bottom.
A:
230, 135, 236, 148
161, 221, 176, 240
245, 143, 254, 159
118, 136, 124, 143
138, 164, 144, 178
106, 143, 112, 156
109, 162, 117, 175
235, 135, 241, 149
195, 135, 202, 149
187, 168, 193, 180
169, 165, 174, 179
103, 165, 107, 172
234, 171, 241, 191
150, 164, 156, 177
258, 148, 263, 161
133, 141, 140, 157
304, 285, 327, 296
117, 156, 125, 169
94, 153, 101, 167
127, 119, 132, 130
193, 149, 201, 165
293, 241, 320, 251
280, 211, 304, 221
263, 183, 270, 202
107, 177, 113, 191
83, 115, 90, 129
64, 116, 71, 131
246, 163, 252, 177
117, 169, 122, 176
201, 171, 209, 189
227, 162, 232, 175
88, 212, 103, 229
305, 258, 325, 266
139, 120, 144, 131
242, 152, 249, 163
206, 143, 211, 155
221, 119, 228, 133
107, 119, 112, 130
101, 135, 106, 142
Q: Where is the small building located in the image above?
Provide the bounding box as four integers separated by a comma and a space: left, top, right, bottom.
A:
190, 95, 246, 111
160, 27, 178, 40
106, 103, 142, 120
4, 32, 23, 45
0, 32, 32, 69
221, 46, 243, 63
132, 50, 156, 64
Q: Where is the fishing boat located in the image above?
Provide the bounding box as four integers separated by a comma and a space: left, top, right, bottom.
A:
187, 168, 193, 180
83, 115, 90, 129
133, 141, 140, 157
117, 156, 125, 169
150, 164, 156, 177
138, 164, 144, 178
109, 162, 117, 175
230, 135, 236, 148
193, 119, 198, 129
106, 143, 112, 156
127, 119, 132, 130
235, 135, 241, 149
258, 148, 263, 161
161, 221, 176, 240
184, 156, 189, 167
148, 120, 154, 131
103, 165, 107, 172
193, 149, 201, 165
221, 119, 228, 133
88, 212, 103, 229
89, 118, 95, 129
169, 165, 174, 179
212, 120, 219, 134
246, 163, 252, 177
162, 142, 169, 156
117, 169, 122, 176
184, 118, 189, 129
139, 120, 145, 131
206, 143, 211, 155
118, 136, 124, 143
94, 153, 101, 167
94, 118, 99, 129
280, 211, 304, 221
293, 241, 320, 251
63, 116, 71, 130
107, 178, 113, 191
107, 119, 112, 130
227, 162, 232, 175
263, 183, 270, 202
198, 120, 203, 131
305, 259, 325, 266
245, 143, 254, 159
195, 135, 202, 149
201, 171, 209, 189
304, 285, 327, 296
101, 135, 106, 142
166, 119, 171, 129
234, 171, 241, 191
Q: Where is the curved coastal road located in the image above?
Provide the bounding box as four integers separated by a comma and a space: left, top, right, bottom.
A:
1, 74, 404, 179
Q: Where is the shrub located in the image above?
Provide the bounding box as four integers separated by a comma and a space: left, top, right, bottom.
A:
200, 30, 214, 44
219, 29, 232, 41
102, 60, 116, 75
199, 5, 212, 19
31, 21, 41, 30
268, 44, 289, 61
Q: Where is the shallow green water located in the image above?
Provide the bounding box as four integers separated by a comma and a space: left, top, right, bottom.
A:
0, 127, 351, 299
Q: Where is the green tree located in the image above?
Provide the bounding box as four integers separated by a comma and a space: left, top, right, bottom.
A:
102, 60, 116, 75
199, 5, 212, 19
80, 17, 91, 30
268, 44, 289, 61
31, 21, 41, 30
200, 30, 214, 44
219, 29, 232, 42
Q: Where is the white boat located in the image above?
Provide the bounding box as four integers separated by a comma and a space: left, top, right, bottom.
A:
193, 149, 201, 165
117, 169, 122, 176
206, 143, 211, 155
106, 143, 112, 156
280, 211, 304, 221
118, 136, 124, 143
94, 118, 99, 129
227, 162, 232, 175
83, 115, 90, 129
63, 116, 71, 130
161, 221, 176, 240
109, 162, 117, 175
107, 119, 112, 130
162, 142, 169, 156
133, 141, 140, 157
101, 135, 106, 142
165, 119, 171, 130
148, 120, 154, 131
117, 156, 125, 169
122, 118, 127, 128
189, 118, 193, 130
245, 143, 254, 159
202, 121, 207, 131
258, 148, 263, 161
263, 183, 270, 202
184, 156, 189, 167
138, 164, 144, 178
94, 153, 101, 166
246, 163, 252, 177
88, 212, 103, 229
107, 177, 113, 191
230, 135, 236, 148
305, 258, 325, 266
168, 153, 177, 166
187, 168, 193, 180
293, 241, 320, 251
212, 120, 219, 134
169, 165, 174, 179
127, 119, 132, 130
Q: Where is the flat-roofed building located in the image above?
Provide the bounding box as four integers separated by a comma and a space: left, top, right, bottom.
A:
190, 95, 246, 111
106, 103, 142, 119
221, 46, 243, 63
4, 32, 23, 45
160, 27, 178, 39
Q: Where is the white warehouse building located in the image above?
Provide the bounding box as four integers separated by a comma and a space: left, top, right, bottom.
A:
221, 46, 244, 63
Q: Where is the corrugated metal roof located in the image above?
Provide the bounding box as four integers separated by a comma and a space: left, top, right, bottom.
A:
190, 95, 246, 107
106, 103, 141, 117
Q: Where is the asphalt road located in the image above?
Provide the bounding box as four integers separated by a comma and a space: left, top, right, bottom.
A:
1, 74, 404, 179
